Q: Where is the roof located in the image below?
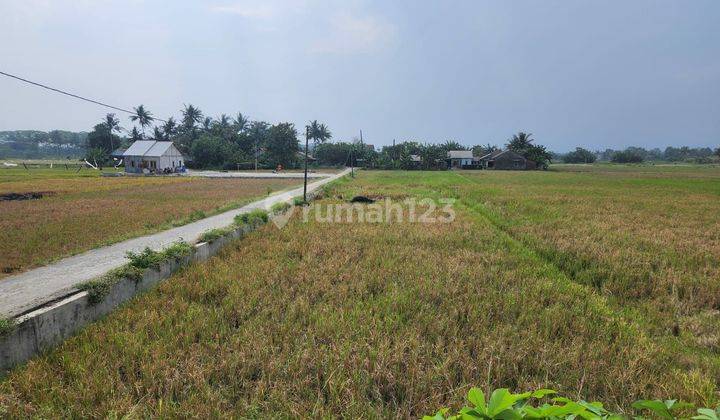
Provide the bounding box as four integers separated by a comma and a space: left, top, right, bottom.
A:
123, 141, 181, 157
410, 154, 422, 162
478, 150, 505, 160
447, 150, 473, 159
110, 147, 127, 157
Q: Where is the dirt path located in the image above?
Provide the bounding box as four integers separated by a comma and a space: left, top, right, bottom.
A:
0, 168, 351, 318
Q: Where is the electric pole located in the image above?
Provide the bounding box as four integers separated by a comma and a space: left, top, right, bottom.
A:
303, 125, 309, 202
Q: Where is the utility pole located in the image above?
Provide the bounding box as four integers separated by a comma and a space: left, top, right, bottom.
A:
303, 125, 309, 202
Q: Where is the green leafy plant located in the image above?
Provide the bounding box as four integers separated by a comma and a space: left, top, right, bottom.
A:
235, 209, 269, 225
426, 388, 716, 420
270, 201, 292, 214
124, 241, 192, 270
293, 197, 308, 206
199, 228, 231, 243
0, 318, 16, 337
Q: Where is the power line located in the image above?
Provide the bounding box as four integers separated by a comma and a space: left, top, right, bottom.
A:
0, 70, 166, 123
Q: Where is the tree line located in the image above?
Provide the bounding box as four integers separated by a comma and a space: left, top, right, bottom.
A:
561, 146, 720, 164
313, 132, 553, 170
85, 104, 333, 169
0, 130, 86, 159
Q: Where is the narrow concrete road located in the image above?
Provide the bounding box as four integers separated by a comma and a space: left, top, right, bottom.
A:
0, 168, 351, 319
184, 170, 333, 179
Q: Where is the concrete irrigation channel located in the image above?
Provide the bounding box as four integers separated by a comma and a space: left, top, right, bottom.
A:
0, 168, 352, 372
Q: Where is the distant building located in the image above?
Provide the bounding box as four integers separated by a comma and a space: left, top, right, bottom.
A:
409, 154, 423, 169
477, 149, 536, 170
447, 150, 475, 169
122, 141, 186, 174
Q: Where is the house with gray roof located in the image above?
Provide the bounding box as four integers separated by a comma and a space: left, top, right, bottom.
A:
477, 149, 536, 170
122, 140, 186, 174
447, 150, 475, 169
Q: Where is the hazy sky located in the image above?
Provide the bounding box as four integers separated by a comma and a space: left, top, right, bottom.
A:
1, 0, 718, 151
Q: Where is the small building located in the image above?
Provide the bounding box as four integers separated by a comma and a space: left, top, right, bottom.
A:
407, 154, 423, 169
477, 149, 536, 170
122, 140, 186, 174
447, 150, 475, 169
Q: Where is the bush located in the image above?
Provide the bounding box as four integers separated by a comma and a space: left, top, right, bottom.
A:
235, 209, 269, 225
611, 150, 644, 163
293, 197, 308, 206
425, 387, 714, 420
0, 318, 16, 336
563, 147, 597, 164
199, 228, 231, 243
270, 202, 292, 214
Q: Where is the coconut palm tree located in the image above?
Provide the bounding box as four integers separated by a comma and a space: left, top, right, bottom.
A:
129, 127, 142, 141
234, 112, 249, 133
153, 126, 164, 141
181, 104, 203, 131
103, 113, 121, 152
162, 117, 177, 139
317, 123, 332, 144
129, 105, 154, 137
202, 117, 212, 131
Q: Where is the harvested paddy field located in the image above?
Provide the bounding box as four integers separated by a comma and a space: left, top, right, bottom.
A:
1, 165, 719, 417
0, 168, 300, 277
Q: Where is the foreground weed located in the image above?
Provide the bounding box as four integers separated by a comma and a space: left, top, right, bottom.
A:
0, 318, 15, 337
426, 388, 712, 420
234, 208, 269, 225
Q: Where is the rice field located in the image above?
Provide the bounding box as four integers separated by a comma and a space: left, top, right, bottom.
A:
1, 165, 719, 417
0, 167, 300, 277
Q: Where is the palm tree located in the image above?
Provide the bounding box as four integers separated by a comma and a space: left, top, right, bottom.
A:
129, 127, 142, 141
181, 104, 203, 131
306, 120, 331, 145
129, 105, 154, 137
162, 117, 177, 139
317, 123, 332, 144
103, 113, 121, 152
234, 112, 249, 133
152, 126, 164, 141
202, 116, 212, 131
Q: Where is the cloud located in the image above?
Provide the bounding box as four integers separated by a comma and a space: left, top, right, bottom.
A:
310, 14, 398, 54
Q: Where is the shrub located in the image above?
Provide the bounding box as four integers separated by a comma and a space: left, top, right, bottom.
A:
425, 387, 714, 420
270, 201, 292, 214
293, 197, 308, 206
125, 241, 192, 270
611, 150, 644, 163
0, 318, 16, 337
235, 209, 269, 225
199, 228, 230, 243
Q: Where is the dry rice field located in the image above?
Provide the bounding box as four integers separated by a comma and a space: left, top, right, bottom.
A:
1, 165, 720, 417
0, 167, 300, 277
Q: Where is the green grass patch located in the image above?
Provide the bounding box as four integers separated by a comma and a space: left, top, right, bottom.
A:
0, 318, 16, 337
234, 208, 269, 225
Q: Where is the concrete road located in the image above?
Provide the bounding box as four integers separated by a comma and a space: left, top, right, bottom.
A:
0, 168, 351, 319
184, 170, 333, 179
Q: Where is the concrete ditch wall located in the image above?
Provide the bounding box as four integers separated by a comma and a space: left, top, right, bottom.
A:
0, 221, 261, 372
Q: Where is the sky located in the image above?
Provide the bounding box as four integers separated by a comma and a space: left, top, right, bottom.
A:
0, 0, 718, 152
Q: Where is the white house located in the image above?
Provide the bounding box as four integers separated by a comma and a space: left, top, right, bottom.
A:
122, 141, 186, 174
447, 150, 474, 169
